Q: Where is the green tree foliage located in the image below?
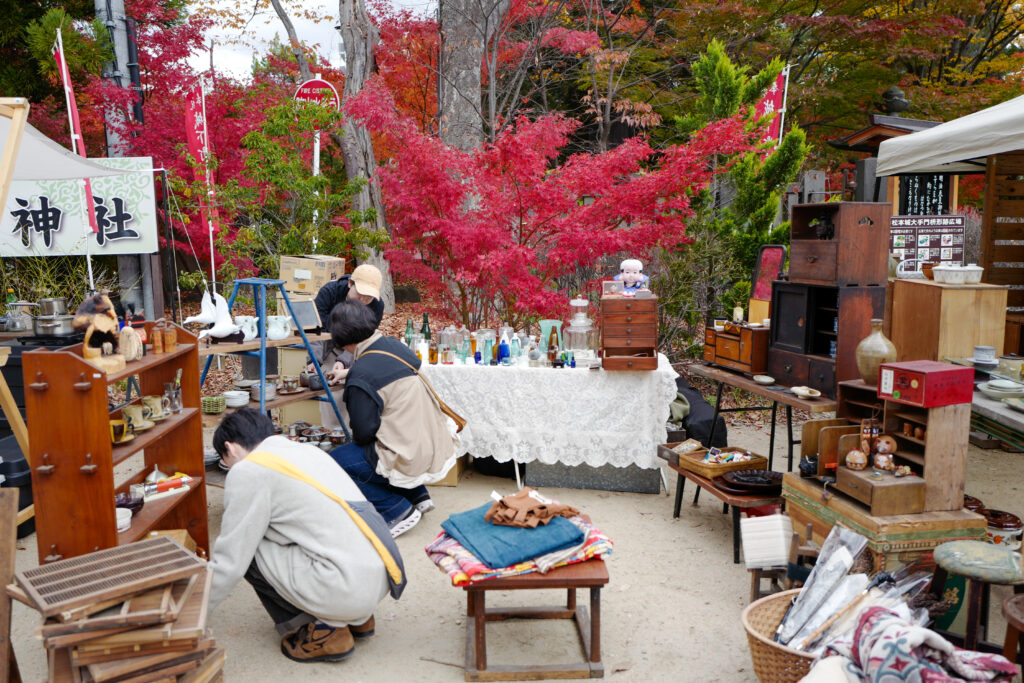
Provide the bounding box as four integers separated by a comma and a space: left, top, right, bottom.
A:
0, 1, 95, 102
212, 100, 387, 279
654, 41, 807, 361
24, 9, 112, 81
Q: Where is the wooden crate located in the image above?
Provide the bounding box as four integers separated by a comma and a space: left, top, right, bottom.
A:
890, 279, 1008, 362
658, 444, 766, 478
834, 467, 925, 516
783, 473, 985, 572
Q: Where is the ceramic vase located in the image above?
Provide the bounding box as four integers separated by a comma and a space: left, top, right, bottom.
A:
855, 319, 897, 385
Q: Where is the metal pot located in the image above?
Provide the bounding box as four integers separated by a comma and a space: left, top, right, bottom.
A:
33, 314, 75, 336
38, 297, 68, 316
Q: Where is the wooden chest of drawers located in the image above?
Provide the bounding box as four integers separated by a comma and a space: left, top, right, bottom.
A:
789, 202, 892, 287
703, 324, 769, 374
600, 295, 658, 370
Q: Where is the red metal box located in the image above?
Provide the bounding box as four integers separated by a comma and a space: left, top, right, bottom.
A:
876, 360, 974, 408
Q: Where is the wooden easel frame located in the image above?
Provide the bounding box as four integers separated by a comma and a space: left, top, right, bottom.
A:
0, 99, 34, 530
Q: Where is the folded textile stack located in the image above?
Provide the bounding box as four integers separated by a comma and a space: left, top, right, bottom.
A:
426, 495, 613, 586
7, 536, 223, 683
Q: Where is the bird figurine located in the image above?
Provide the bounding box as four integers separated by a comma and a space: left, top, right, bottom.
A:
197, 292, 240, 340
184, 290, 217, 325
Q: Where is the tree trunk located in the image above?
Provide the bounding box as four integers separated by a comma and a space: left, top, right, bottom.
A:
337, 0, 395, 313
269, 0, 312, 82
438, 0, 512, 150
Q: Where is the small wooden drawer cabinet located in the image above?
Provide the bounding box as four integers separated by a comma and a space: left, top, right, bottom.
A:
835, 467, 925, 516
600, 295, 658, 370
703, 324, 769, 374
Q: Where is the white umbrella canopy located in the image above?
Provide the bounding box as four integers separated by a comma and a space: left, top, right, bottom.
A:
876, 93, 1024, 176
1, 114, 143, 180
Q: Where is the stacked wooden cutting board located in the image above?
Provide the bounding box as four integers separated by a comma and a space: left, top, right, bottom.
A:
6, 536, 223, 683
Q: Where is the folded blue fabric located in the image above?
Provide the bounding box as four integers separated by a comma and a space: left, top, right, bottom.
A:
442, 502, 584, 569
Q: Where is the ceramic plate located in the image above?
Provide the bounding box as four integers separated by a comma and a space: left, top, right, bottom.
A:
149, 411, 172, 422
747, 322, 762, 328
968, 357, 999, 366
112, 433, 136, 446
989, 379, 1020, 390
131, 420, 155, 432
978, 382, 1024, 400
753, 375, 775, 385
1003, 398, 1024, 414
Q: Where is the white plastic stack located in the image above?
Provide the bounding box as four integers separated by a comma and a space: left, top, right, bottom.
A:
740, 514, 793, 570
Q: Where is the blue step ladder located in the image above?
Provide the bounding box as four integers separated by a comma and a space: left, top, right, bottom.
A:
199, 278, 349, 439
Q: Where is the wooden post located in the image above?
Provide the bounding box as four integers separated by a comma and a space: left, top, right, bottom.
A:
0, 490, 21, 683
0, 98, 30, 212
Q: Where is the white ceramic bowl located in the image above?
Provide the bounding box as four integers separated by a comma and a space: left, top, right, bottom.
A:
963, 264, 984, 284
791, 386, 822, 399
753, 375, 775, 385
989, 379, 1020, 390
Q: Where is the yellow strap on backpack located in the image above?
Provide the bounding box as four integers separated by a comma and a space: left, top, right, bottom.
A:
246, 451, 403, 585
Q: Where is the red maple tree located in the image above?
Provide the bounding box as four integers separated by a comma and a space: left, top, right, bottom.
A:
347, 77, 754, 328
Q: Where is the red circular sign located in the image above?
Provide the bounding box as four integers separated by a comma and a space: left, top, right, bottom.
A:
294, 79, 340, 111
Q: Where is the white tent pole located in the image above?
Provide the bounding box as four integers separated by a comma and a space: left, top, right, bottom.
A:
200, 80, 216, 293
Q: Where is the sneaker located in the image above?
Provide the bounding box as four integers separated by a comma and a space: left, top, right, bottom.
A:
414, 498, 435, 514
280, 622, 355, 663
351, 615, 375, 639
388, 507, 421, 538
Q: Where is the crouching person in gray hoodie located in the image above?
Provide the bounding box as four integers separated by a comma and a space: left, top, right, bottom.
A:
207, 408, 406, 663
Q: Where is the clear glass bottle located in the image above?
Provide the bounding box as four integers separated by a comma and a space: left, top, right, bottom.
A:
404, 318, 415, 347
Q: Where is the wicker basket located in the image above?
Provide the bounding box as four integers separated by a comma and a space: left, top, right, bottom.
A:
742, 589, 816, 683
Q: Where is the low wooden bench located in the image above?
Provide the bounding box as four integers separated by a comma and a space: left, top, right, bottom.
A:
462, 559, 609, 681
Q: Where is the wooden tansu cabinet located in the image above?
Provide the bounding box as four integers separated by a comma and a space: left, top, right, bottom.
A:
703, 323, 769, 374
600, 295, 657, 370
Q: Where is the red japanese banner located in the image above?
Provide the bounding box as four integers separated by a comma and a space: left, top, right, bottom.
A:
184, 81, 220, 247
755, 68, 789, 149
52, 30, 100, 235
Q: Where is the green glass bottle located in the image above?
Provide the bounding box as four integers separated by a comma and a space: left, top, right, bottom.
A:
420, 312, 431, 341
404, 318, 414, 347
5, 288, 15, 305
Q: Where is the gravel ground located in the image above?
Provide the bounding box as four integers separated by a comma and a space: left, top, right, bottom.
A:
9, 416, 1023, 682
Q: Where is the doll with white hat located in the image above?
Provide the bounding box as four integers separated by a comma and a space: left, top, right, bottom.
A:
613, 258, 650, 295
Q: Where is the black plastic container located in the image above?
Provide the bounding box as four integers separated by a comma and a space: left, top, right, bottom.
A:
0, 434, 34, 538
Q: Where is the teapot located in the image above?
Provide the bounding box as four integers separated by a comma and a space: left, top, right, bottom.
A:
266, 315, 292, 341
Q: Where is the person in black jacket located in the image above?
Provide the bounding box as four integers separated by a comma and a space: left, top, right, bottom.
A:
308, 265, 386, 427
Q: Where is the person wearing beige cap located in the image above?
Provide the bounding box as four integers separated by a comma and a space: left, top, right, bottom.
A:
310, 264, 386, 426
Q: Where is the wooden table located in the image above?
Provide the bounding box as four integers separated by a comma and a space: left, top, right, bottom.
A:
667, 464, 784, 564
686, 363, 837, 471
196, 332, 331, 357
462, 560, 609, 681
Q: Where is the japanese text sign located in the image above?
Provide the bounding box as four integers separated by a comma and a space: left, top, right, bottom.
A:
890, 214, 965, 265
0, 157, 157, 257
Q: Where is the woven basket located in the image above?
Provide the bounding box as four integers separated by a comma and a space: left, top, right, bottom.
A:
742, 589, 816, 683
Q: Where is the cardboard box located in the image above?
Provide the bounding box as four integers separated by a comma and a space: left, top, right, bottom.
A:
428, 455, 468, 487
876, 360, 974, 408
279, 255, 345, 296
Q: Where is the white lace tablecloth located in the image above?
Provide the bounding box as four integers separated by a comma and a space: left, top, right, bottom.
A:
420, 354, 678, 469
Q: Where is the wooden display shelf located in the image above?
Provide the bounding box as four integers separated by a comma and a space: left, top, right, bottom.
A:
893, 432, 927, 447
894, 450, 925, 466
24, 320, 208, 563
117, 480, 204, 545
112, 409, 200, 466
197, 333, 331, 357
892, 410, 928, 426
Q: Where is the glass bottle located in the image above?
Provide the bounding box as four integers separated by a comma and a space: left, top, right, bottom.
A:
5, 288, 15, 305
547, 325, 559, 362
420, 312, 431, 341
404, 318, 414, 347
428, 339, 439, 364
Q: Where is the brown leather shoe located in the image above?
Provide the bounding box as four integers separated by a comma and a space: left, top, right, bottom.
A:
351, 615, 375, 639
280, 622, 355, 663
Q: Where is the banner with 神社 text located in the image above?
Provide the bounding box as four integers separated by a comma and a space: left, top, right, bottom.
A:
0, 157, 157, 257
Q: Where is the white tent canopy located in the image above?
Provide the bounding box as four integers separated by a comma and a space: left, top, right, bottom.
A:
1, 114, 142, 180
876, 93, 1024, 176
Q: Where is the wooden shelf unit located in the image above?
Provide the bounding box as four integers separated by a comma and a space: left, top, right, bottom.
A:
23, 321, 208, 564
834, 380, 968, 513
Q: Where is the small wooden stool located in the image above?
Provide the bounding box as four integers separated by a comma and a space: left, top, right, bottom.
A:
933, 540, 1024, 651
1003, 594, 1024, 664
462, 560, 609, 681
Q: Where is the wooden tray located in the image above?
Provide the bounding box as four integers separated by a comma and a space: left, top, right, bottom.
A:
658, 443, 767, 478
